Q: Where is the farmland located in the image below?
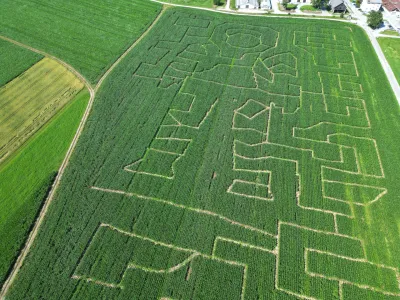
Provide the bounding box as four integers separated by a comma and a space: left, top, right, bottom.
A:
0, 57, 84, 163
163, 0, 219, 8
0, 0, 162, 84
4, 7, 400, 300
0, 39, 42, 87
0, 90, 89, 287
378, 37, 400, 85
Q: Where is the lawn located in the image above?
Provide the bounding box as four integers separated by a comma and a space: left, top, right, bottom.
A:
0, 90, 89, 288
300, 4, 321, 11
0, 57, 84, 163
0, 0, 162, 84
378, 37, 400, 85
5, 8, 400, 299
0, 39, 42, 87
380, 29, 400, 36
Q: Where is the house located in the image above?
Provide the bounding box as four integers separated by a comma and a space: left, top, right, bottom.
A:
361, 0, 382, 12
382, 0, 400, 11
260, 0, 272, 9
236, 0, 258, 9
330, 0, 347, 11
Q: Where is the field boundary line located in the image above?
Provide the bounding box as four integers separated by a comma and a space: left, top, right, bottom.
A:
0, 6, 166, 298
0, 35, 94, 92
95, 5, 167, 92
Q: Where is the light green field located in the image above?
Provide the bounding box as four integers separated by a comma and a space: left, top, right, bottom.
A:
0, 39, 42, 87
378, 37, 400, 85
380, 30, 400, 36
0, 0, 162, 84
0, 57, 84, 163
0, 90, 89, 287
6, 8, 400, 300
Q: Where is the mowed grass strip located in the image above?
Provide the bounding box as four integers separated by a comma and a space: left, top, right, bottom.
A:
0, 0, 162, 84
0, 39, 42, 87
378, 37, 400, 85
0, 90, 89, 287
0, 57, 84, 163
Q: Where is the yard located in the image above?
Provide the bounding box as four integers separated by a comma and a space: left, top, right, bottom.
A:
378, 37, 400, 85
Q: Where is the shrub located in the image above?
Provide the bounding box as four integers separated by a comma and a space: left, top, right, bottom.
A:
286, 3, 298, 9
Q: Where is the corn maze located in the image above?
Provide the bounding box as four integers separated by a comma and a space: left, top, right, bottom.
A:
7, 8, 400, 300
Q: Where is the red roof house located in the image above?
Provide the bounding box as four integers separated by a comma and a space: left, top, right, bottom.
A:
383, 0, 400, 11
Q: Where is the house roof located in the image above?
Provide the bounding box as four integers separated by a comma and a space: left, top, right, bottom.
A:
330, 0, 344, 8
383, 0, 400, 10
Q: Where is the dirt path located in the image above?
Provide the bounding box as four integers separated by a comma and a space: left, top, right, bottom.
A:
0, 6, 166, 298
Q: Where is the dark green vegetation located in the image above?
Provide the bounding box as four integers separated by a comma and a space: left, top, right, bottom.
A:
378, 37, 400, 85
0, 0, 161, 84
0, 39, 42, 87
0, 90, 89, 288
367, 10, 383, 29
6, 7, 400, 300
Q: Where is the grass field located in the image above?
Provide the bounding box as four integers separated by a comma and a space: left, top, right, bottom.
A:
378, 37, 400, 85
0, 90, 89, 288
0, 57, 84, 164
5, 8, 400, 299
0, 39, 42, 87
0, 0, 161, 84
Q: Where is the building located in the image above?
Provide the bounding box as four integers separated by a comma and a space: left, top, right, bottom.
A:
260, 0, 272, 8
382, 0, 400, 11
236, 0, 258, 9
330, 0, 347, 11
361, 0, 382, 12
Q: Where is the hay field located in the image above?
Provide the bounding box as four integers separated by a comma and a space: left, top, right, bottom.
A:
0, 57, 83, 163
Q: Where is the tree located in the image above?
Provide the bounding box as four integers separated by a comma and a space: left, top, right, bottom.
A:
312, 0, 322, 8
282, 0, 290, 8
367, 10, 383, 29
213, 0, 221, 6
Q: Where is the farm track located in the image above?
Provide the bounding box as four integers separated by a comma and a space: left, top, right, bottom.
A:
0, 6, 166, 298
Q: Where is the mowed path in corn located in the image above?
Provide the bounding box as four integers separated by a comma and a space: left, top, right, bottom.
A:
0, 57, 84, 163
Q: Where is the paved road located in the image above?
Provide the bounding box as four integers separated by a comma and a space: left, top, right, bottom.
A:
364, 26, 400, 100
